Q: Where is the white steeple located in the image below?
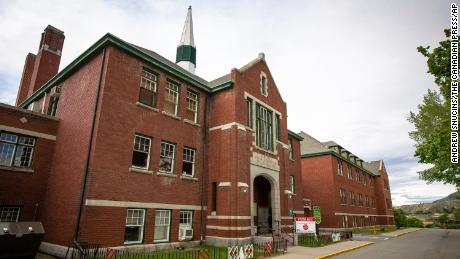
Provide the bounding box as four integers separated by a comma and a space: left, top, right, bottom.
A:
176, 6, 196, 73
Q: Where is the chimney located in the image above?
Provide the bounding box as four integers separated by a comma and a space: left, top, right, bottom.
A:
16, 25, 65, 106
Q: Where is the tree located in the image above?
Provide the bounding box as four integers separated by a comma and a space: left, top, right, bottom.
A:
453, 208, 460, 222
394, 208, 407, 229
435, 213, 449, 226
406, 217, 424, 228
409, 29, 460, 189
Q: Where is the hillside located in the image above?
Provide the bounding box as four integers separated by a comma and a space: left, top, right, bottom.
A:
397, 192, 460, 216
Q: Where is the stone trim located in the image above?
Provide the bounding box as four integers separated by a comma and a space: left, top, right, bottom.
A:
237, 182, 249, 188
0, 125, 56, 141
183, 119, 200, 127
161, 111, 181, 120
136, 102, 159, 112
85, 199, 205, 211
207, 215, 252, 220
0, 165, 34, 173
218, 182, 231, 187
206, 225, 252, 231
209, 122, 250, 131
129, 167, 153, 174
157, 172, 178, 178
334, 212, 394, 218
180, 175, 198, 181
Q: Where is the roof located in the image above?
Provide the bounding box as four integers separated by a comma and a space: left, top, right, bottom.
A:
288, 130, 304, 141
19, 33, 234, 108
298, 131, 330, 154
298, 131, 381, 176
363, 161, 382, 176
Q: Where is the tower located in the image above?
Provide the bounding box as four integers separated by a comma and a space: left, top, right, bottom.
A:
176, 6, 196, 73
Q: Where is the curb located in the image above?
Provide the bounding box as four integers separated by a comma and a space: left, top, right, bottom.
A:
315, 242, 375, 259
393, 228, 422, 237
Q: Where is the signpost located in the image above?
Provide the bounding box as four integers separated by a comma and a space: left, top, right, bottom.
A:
294, 216, 316, 234
312, 206, 321, 224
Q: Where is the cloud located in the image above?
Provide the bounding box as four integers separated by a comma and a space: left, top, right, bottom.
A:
0, 0, 457, 205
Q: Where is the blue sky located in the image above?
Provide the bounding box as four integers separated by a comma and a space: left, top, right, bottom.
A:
0, 0, 456, 205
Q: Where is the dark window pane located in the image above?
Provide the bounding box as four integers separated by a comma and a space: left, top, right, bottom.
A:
139, 88, 155, 107
183, 161, 193, 176
132, 151, 148, 168
124, 226, 140, 243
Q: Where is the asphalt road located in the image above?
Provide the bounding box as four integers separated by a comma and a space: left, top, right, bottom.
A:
335, 229, 460, 259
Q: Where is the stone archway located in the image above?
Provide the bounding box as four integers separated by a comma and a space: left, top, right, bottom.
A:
250, 164, 281, 236
253, 175, 272, 234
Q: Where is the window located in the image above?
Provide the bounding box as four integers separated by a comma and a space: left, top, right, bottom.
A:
182, 147, 195, 176
159, 142, 175, 173
350, 191, 355, 206
288, 139, 293, 160
154, 210, 171, 242
132, 134, 151, 169
358, 194, 363, 207
139, 70, 158, 107
356, 170, 360, 182
363, 174, 367, 186
289, 175, 295, 194
179, 210, 193, 226
337, 159, 343, 176
0, 207, 20, 222
339, 188, 347, 205
164, 80, 179, 115
275, 114, 280, 141
211, 182, 217, 211
365, 195, 370, 207
247, 98, 253, 128
342, 215, 348, 228
260, 74, 268, 96
0, 132, 35, 168
124, 209, 145, 244
185, 89, 198, 123
352, 216, 357, 227
371, 197, 376, 208
47, 96, 59, 116
255, 103, 273, 151
347, 164, 352, 179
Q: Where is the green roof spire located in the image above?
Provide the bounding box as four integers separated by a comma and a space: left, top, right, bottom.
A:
176, 6, 196, 73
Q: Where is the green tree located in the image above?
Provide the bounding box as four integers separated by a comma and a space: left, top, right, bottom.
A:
453, 208, 460, 222
435, 213, 449, 227
409, 29, 460, 189
406, 217, 424, 228
394, 208, 407, 229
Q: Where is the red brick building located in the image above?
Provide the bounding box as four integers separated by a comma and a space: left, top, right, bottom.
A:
298, 132, 394, 230
0, 8, 308, 256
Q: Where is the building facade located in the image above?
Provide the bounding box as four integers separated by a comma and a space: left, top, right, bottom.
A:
298, 132, 394, 230
0, 8, 308, 256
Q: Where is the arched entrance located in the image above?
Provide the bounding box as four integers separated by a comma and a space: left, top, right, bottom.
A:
253, 175, 272, 235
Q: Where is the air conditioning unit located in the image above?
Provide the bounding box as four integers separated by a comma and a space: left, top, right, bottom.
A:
50, 85, 61, 97
178, 225, 193, 241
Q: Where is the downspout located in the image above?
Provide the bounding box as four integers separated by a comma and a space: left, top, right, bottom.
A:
74, 47, 107, 242
199, 94, 209, 244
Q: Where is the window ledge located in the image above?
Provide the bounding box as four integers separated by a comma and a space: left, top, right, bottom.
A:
253, 145, 277, 156
180, 175, 198, 181
162, 111, 181, 120
129, 167, 153, 175
0, 165, 34, 174
157, 171, 177, 178
184, 119, 200, 127
136, 102, 159, 112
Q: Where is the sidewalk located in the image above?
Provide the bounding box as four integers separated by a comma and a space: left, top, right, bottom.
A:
276, 241, 374, 259
380, 227, 422, 237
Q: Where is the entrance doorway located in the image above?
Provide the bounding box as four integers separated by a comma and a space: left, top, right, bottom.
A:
253, 175, 272, 235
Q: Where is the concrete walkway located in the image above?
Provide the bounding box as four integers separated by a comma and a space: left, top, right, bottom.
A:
380, 228, 422, 237
277, 241, 374, 259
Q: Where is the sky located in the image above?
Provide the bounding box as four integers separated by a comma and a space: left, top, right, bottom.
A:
0, 0, 456, 206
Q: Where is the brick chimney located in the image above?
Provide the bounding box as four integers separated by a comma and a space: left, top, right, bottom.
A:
16, 25, 65, 106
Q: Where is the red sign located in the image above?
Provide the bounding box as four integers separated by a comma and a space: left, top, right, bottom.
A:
295, 217, 315, 222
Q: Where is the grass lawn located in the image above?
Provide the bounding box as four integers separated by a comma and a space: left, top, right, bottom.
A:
352, 226, 399, 235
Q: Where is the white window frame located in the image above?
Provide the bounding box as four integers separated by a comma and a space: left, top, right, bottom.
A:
179, 210, 193, 227
139, 70, 158, 107
337, 159, 343, 176
124, 208, 145, 245
0, 132, 35, 168
347, 164, 352, 179
182, 147, 195, 177
288, 139, 293, 160
165, 80, 180, 116
255, 103, 273, 151
0, 206, 21, 222
350, 191, 355, 206
132, 134, 152, 170
289, 175, 295, 194
186, 89, 199, 123
159, 141, 176, 173
260, 72, 268, 96
154, 209, 171, 243
339, 188, 346, 205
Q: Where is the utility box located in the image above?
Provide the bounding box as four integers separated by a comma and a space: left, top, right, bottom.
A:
0, 222, 45, 259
